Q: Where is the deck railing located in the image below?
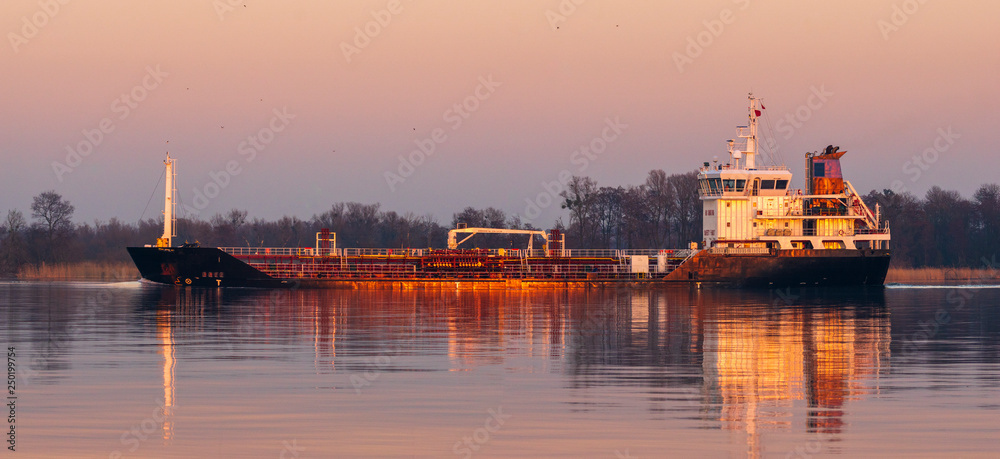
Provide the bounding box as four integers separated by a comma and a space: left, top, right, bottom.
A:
245, 261, 678, 281
708, 247, 771, 255
756, 227, 890, 238
221, 247, 695, 260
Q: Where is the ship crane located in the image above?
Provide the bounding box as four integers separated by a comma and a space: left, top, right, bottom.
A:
447, 227, 556, 252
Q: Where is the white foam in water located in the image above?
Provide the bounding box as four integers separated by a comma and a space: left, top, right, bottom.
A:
885, 283, 1000, 289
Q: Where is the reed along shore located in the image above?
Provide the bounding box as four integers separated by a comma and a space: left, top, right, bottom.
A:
15, 262, 139, 282
886, 267, 1000, 284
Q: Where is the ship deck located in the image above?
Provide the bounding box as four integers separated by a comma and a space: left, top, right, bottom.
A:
219, 247, 696, 281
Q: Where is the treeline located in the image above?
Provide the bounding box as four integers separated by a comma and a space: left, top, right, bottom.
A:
863, 184, 1000, 268
3, 174, 997, 275
558, 171, 702, 249
0, 169, 704, 274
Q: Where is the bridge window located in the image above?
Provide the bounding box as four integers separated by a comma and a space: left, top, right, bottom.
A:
723, 179, 736, 191
775, 179, 788, 190
761, 180, 775, 190
736, 179, 746, 192
709, 178, 721, 194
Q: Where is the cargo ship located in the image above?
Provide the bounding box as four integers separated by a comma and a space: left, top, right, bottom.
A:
128, 95, 891, 288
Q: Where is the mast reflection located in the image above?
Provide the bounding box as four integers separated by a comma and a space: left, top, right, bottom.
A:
155, 309, 174, 441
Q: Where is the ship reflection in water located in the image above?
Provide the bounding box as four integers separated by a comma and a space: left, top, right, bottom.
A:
7, 283, 997, 457
704, 295, 887, 456
564, 289, 890, 458
144, 286, 889, 457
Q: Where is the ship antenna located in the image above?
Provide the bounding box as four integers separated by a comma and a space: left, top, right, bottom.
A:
746, 93, 758, 170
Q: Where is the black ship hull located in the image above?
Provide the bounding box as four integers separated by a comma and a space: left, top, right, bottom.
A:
667, 249, 891, 287
127, 246, 890, 289
127, 247, 292, 288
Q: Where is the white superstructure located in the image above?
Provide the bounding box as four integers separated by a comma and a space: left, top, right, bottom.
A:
698, 95, 889, 251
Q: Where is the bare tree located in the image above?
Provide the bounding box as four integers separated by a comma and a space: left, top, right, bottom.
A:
31, 191, 75, 239
669, 171, 701, 246
209, 208, 250, 246
30, 191, 75, 261
645, 169, 676, 246
593, 186, 624, 248
227, 208, 248, 229
452, 207, 485, 229
344, 202, 381, 246
314, 203, 346, 231
863, 189, 926, 267
1, 210, 28, 272
4, 209, 26, 235
560, 176, 598, 247
973, 183, 1000, 261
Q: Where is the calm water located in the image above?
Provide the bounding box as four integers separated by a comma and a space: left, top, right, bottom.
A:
2, 282, 998, 458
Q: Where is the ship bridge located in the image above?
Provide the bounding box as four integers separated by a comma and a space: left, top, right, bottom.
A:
699, 167, 792, 198
698, 95, 889, 251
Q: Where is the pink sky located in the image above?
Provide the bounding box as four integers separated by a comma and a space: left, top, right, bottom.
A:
2, 0, 998, 226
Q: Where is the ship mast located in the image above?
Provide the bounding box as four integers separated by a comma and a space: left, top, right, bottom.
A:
744, 94, 759, 170
158, 154, 176, 248
728, 94, 761, 170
